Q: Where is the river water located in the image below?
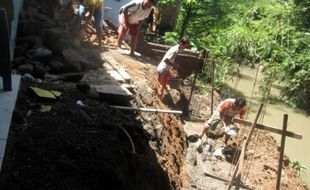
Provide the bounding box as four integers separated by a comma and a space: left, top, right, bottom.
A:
224, 65, 310, 186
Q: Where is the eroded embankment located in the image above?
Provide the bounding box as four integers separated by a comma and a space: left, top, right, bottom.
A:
132, 79, 188, 190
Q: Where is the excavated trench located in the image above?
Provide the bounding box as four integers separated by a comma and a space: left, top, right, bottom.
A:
129, 79, 188, 190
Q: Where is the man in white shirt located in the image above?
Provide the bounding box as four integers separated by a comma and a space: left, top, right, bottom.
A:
157, 37, 190, 97
117, 0, 156, 56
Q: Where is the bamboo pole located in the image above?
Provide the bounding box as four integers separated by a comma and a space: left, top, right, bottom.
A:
188, 71, 198, 105
276, 114, 288, 190
211, 60, 215, 114
246, 63, 260, 118
227, 103, 264, 190
110, 105, 182, 114
233, 118, 302, 139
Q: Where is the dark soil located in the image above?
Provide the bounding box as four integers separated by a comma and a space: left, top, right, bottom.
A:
0, 79, 170, 190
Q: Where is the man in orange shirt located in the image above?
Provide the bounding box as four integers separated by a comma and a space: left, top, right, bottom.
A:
199, 97, 246, 145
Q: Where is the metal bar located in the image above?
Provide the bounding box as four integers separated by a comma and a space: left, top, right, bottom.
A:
0, 8, 12, 91
276, 114, 288, 190
233, 118, 302, 139
110, 105, 182, 114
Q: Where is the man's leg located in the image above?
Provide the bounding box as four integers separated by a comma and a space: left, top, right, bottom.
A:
128, 24, 138, 56
199, 110, 221, 138
117, 14, 127, 49
157, 72, 165, 96
164, 70, 172, 91
94, 8, 103, 48
130, 33, 138, 56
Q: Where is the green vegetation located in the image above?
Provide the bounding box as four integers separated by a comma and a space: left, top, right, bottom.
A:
291, 160, 308, 175
158, 0, 310, 111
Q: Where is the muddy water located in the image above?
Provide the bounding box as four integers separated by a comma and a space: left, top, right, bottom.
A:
224, 65, 310, 185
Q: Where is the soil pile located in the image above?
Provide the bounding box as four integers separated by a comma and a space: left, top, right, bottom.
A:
0, 79, 170, 190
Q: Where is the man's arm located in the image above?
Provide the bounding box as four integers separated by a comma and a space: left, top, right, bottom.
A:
239, 109, 245, 120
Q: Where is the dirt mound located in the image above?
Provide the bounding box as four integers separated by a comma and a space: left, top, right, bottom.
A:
0, 78, 170, 190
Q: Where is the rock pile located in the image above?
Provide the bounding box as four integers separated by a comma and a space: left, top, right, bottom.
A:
12, 0, 103, 83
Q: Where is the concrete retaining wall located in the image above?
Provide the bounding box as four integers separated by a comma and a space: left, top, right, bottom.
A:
0, 0, 24, 60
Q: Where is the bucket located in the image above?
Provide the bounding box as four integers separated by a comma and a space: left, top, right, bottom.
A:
170, 78, 182, 89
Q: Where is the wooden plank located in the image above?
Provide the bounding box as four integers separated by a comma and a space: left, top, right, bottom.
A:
110, 105, 182, 114
233, 118, 302, 140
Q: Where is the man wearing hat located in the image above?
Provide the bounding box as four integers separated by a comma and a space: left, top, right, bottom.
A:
117, 0, 157, 56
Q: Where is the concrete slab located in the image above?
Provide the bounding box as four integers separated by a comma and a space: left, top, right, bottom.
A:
0, 74, 21, 170
80, 69, 119, 85
106, 70, 126, 83
92, 84, 134, 106
0, 139, 4, 170
92, 84, 133, 96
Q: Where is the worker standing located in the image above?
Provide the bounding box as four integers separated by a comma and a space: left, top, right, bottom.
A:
117, 0, 157, 56
156, 37, 190, 98
73, 0, 104, 48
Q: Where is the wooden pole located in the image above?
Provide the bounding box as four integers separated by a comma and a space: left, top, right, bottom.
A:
211, 60, 215, 114
233, 118, 302, 139
246, 63, 260, 118
188, 72, 198, 105
276, 114, 288, 190
110, 105, 183, 114
227, 103, 264, 190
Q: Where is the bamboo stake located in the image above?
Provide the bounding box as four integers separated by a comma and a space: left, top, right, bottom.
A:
276, 114, 288, 190
233, 118, 302, 139
188, 71, 198, 105
211, 60, 215, 115
110, 105, 182, 114
227, 103, 263, 190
